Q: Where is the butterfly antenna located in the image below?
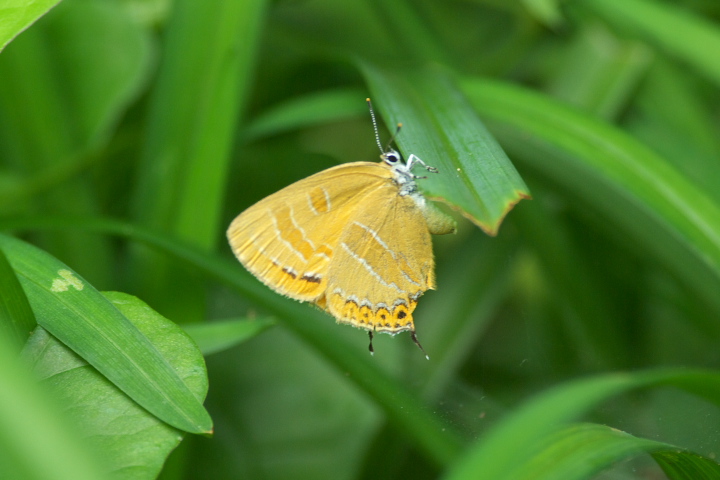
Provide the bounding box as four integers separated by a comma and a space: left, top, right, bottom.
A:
411, 331, 430, 360
366, 98, 384, 153
368, 330, 375, 356
384, 123, 403, 153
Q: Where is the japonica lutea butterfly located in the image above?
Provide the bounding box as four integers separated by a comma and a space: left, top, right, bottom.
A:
227, 99, 456, 356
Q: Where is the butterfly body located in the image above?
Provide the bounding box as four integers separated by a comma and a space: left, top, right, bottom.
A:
227, 151, 455, 337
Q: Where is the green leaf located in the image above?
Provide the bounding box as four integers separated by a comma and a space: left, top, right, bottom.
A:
23, 292, 209, 480
577, 0, 720, 87
0, 0, 61, 53
0, 234, 212, 434
462, 78, 720, 314
361, 63, 530, 235
183, 317, 275, 356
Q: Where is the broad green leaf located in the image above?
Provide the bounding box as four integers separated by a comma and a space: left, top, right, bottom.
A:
361, 63, 530, 235
23, 292, 209, 480
0, 247, 35, 348
0, 234, 212, 434
443, 369, 720, 480
183, 317, 275, 356
462, 78, 720, 314
0, 327, 105, 480
577, 0, 720, 87
0, 0, 61, 53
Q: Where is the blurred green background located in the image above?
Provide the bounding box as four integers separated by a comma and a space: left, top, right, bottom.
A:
2, 0, 720, 479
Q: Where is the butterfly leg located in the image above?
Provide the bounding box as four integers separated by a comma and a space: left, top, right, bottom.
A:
368, 330, 375, 356
406, 154, 439, 174
410, 331, 430, 360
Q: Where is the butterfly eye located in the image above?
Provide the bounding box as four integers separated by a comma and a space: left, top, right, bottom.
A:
383, 150, 401, 165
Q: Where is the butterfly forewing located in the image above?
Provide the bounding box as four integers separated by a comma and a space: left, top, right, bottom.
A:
227, 162, 395, 302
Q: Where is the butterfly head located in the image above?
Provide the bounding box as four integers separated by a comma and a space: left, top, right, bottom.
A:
367, 98, 440, 194
380, 148, 402, 167
381, 148, 419, 196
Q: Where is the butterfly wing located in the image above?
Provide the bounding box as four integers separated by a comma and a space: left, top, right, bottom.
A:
322, 181, 435, 334
227, 162, 394, 302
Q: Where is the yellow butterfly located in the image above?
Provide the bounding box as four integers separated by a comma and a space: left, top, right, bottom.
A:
227, 99, 456, 355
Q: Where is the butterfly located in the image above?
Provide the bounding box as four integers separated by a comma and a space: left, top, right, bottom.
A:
227, 99, 456, 356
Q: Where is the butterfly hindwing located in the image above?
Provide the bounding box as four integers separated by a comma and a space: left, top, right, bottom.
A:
324, 182, 435, 333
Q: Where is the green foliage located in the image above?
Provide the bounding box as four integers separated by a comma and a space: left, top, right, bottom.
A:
22, 292, 209, 479
1, 0, 720, 479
